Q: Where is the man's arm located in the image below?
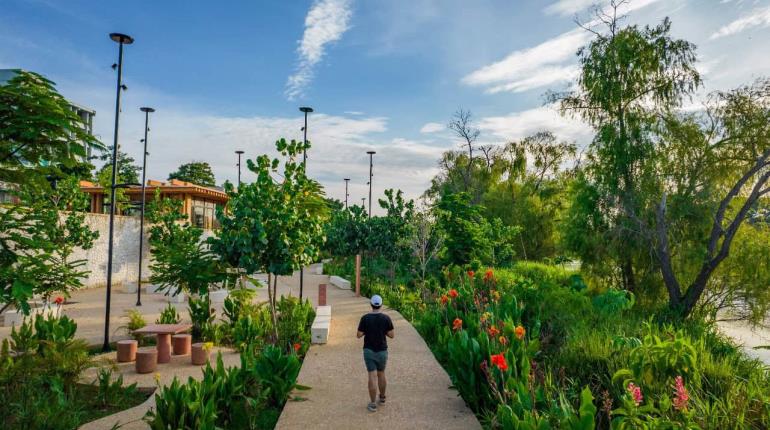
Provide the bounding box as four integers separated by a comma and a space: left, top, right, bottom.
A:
386, 316, 394, 338
357, 316, 365, 338
386, 329, 394, 339
357, 330, 365, 338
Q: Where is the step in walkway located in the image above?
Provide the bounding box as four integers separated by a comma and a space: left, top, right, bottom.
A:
276, 283, 480, 430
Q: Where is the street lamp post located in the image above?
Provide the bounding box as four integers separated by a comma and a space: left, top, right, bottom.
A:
361, 197, 366, 208
298, 106, 313, 300
136, 106, 154, 307
235, 150, 244, 186
344, 178, 350, 210
366, 151, 375, 218
103, 32, 134, 352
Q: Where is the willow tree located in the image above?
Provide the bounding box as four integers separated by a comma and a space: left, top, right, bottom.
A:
557, 6, 700, 292
210, 138, 327, 340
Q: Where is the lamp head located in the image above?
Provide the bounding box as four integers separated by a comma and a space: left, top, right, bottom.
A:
344, 178, 350, 181
299, 107, 314, 113
140, 107, 155, 113
367, 151, 376, 155
109, 33, 134, 44
235, 150, 245, 155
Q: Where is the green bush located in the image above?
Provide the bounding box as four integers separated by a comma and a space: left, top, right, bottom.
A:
156, 303, 182, 324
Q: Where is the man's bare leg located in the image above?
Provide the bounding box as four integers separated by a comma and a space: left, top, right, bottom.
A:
377, 370, 387, 401
368, 371, 378, 404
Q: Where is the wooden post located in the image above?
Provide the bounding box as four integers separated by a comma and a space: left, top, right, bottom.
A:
355, 254, 361, 297
318, 283, 327, 306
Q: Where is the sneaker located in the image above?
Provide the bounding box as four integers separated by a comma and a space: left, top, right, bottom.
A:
378, 395, 386, 405
367, 402, 377, 412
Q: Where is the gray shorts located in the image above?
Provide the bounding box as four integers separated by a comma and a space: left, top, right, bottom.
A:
363, 348, 388, 372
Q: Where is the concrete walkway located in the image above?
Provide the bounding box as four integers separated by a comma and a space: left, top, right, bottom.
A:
276, 278, 480, 430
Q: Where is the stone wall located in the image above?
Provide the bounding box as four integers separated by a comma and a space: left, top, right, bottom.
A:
71, 213, 151, 290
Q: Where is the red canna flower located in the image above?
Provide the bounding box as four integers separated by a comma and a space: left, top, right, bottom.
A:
448, 289, 459, 299
440, 295, 449, 305
484, 269, 494, 281
467, 270, 475, 278
514, 325, 526, 340
293, 343, 301, 353
490, 353, 508, 372
452, 318, 463, 331
487, 325, 500, 338
53, 296, 64, 305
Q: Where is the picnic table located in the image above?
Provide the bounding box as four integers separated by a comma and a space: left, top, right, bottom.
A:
133, 323, 192, 363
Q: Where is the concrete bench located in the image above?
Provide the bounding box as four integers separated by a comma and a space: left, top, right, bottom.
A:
311, 305, 332, 344
329, 276, 351, 290
208, 289, 229, 304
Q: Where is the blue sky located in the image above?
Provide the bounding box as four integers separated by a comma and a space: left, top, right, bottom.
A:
2, 0, 770, 212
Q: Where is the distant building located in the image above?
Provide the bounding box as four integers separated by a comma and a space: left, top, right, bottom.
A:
79, 179, 229, 230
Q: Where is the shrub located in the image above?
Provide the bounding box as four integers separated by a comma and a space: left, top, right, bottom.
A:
156, 304, 181, 324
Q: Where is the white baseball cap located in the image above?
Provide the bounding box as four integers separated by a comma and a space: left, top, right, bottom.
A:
371, 295, 383, 307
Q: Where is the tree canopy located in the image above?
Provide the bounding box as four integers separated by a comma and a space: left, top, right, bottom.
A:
168, 161, 217, 187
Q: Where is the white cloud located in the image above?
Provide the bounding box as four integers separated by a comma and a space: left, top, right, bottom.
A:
710, 5, 770, 39
285, 0, 353, 100
544, 0, 600, 16
462, 28, 589, 94
419, 122, 444, 133
478, 104, 593, 145
465, 0, 664, 95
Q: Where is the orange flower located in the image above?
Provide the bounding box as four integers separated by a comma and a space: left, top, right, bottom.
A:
452, 318, 463, 331
484, 269, 494, 281
293, 343, 301, 353
448, 289, 459, 299
53, 296, 64, 305
514, 325, 526, 340
490, 290, 500, 302
490, 353, 508, 372
440, 295, 449, 305
467, 270, 475, 278
487, 325, 500, 337
499, 336, 508, 346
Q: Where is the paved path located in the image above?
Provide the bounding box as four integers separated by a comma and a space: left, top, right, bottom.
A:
276, 276, 480, 430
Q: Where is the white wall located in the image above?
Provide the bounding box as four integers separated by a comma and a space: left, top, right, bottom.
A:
71, 213, 151, 289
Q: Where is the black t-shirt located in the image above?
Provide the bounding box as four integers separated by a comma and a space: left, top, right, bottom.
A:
357, 312, 394, 352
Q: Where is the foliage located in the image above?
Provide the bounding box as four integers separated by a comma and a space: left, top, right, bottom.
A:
156, 304, 182, 325
0, 314, 145, 429
94, 149, 141, 213
146, 347, 306, 429
95, 368, 138, 408
121, 309, 147, 342
168, 161, 217, 187
147, 191, 223, 297
0, 177, 98, 314
0, 70, 102, 186
188, 295, 215, 341
323, 204, 369, 258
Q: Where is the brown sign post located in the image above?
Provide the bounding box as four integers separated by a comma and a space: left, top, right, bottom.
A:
318, 283, 327, 306
355, 254, 361, 297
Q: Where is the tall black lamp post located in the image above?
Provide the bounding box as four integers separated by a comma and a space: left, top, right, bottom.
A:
136, 106, 154, 307
366, 151, 375, 218
235, 150, 244, 186
361, 197, 366, 208
344, 178, 350, 210
103, 32, 134, 352
298, 106, 313, 300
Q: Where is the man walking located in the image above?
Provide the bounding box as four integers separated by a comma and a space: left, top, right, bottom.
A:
356, 294, 394, 412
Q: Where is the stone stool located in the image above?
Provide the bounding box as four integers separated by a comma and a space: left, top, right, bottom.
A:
135, 347, 158, 374
172, 334, 192, 355
117, 339, 138, 362
156, 333, 172, 363
191, 343, 210, 365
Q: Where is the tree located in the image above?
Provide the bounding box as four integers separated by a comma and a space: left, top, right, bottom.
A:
0, 177, 98, 314
0, 70, 102, 186
324, 205, 369, 258
556, 6, 700, 292
434, 192, 491, 266
368, 189, 415, 283
652, 80, 770, 318
96, 149, 141, 185
146, 190, 223, 298
210, 138, 328, 341
409, 210, 444, 287
168, 162, 216, 187
448, 109, 480, 193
